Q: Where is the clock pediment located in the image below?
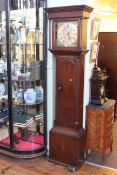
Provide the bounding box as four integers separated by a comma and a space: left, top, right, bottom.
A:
45, 5, 93, 19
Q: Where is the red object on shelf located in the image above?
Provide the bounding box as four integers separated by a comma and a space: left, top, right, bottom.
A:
0, 134, 44, 151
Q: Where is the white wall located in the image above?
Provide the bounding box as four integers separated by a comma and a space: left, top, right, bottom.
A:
100, 18, 117, 32
46, 0, 99, 150
47, 0, 99, 8
47, 0, 83, 7
47, 45, 56, 150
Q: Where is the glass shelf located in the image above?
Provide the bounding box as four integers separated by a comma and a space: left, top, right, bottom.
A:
13, 101, 44, 106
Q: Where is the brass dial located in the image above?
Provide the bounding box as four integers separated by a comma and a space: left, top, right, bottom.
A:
56, 21, 78, 47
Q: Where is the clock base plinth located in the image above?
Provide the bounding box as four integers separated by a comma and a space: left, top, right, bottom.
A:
49, 126, 85, 168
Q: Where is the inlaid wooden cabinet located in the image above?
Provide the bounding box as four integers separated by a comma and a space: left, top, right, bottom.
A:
86, 99, 115, 162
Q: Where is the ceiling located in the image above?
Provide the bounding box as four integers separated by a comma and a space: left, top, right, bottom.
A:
98, 0, 117, 18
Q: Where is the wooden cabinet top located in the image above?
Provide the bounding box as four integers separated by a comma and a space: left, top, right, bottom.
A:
87, 99, 115, 111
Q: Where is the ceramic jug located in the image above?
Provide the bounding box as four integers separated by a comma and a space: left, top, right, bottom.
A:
24, 88, 36, 104
35, 86, 43, 102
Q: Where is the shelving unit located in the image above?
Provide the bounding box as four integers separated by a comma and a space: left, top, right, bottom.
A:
0, 0, 47, 158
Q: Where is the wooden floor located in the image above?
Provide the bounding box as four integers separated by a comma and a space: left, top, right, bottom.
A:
0, 155, 117, 175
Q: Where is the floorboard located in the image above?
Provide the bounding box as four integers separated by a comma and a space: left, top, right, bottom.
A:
0, 155, 117, 175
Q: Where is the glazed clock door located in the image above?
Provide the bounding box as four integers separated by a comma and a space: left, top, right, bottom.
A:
56, 56, 79, 129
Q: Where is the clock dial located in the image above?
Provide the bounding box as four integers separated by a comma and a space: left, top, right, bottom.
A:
56, 21, 78, 47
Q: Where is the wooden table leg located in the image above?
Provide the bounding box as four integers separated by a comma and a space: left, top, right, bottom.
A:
101, 151, 105, 163
86, 148, 88, 159
110, 139, 113, 152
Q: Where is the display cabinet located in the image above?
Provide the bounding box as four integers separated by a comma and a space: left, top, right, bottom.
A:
0, 0, 47, 158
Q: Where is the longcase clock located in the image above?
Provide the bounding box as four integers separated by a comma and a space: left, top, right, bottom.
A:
45, 5, 93, 169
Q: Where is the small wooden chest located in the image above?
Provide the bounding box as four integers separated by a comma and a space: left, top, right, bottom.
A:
86, 99, 115, 162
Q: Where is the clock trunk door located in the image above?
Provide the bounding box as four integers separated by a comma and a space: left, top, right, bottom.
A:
56, 56, 78, 129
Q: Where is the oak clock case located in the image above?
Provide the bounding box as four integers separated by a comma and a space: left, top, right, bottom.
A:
46, 5, 93, 169
0, 0, 47, 158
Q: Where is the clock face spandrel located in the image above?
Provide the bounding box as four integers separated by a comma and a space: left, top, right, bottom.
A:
55, 21, 78, 48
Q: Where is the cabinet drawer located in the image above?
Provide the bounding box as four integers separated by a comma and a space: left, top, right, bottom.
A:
106, 107, 114, 120
106, 122, 114, 132
106, 115, 114, 126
